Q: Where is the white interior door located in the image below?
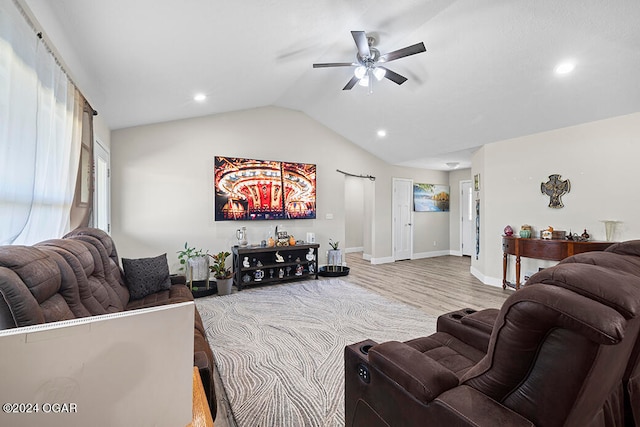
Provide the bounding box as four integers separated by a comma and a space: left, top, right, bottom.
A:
93, 139, 111, 234
461, 180, 474, 256
393, 178, 413, 261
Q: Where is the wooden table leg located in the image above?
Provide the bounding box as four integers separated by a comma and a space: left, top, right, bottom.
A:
502, 252, 508, 289
515, 255, 521, 290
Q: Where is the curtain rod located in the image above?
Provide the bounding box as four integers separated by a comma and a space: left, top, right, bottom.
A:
12, 0, 96, 115
336, 169, 376, 181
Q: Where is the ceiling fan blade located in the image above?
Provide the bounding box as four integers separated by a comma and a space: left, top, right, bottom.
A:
351, 31, 370, 59
313, 62, 354, 68
379, 42, 426, 63
378, 67, 408, 85
342, 75, 359, 90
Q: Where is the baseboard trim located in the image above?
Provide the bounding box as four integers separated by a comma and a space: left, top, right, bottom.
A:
345, 247, 364, 254
370, 256, 394, 265
470, 266, 506, 289
362, 253, 372, 261
412, 250, 451, 259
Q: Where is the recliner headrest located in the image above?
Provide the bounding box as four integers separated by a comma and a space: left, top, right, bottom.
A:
527, 263, 640, 319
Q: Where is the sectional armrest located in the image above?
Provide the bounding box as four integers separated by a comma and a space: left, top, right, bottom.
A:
368, 341, 459, 402
437, 308, 499, 353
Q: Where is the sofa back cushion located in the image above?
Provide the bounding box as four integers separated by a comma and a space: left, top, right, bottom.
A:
559, 250, 640, 278
0, 246, 80, 327
605, 239, 640, 257
65, 229, 129, 310
36, 239, 115, 315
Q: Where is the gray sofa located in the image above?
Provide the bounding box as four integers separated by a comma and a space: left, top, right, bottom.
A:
0, 227, 217, 419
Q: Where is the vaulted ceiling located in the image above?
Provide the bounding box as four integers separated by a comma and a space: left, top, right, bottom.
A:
24, 0, 640, 169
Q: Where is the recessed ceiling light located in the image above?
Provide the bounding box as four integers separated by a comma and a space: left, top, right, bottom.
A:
445, 162, 460, 169
554, 61, 576, 75
377, 129, 387, 137
194, 93, 207, 102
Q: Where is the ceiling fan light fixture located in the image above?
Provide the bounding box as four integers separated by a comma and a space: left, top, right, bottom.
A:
354, 66, 367, 79
446, 162, 460, 169
313, 30, 426, 92
373, 67, 386, 81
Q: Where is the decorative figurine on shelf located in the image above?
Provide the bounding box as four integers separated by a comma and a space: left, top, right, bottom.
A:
308, 263, 315, 274
254, 269, 264, 281
519, 224, 532, 238
541, 226, 553, 240
295, 257, 301, 263
581, 229, 590, 240
236, 227, 248, 247
275, 251, 284, 263
276, 225, 289, 246
295, 264, 304, 276
242, 274, 251, 283
242, 257, 250, 268
306, 248, 315, 262
504, 225, 514, 236
289, 235, 296, 246
260, 240, 267, 247
267, 237, 275, 247
278, 268, 285, 278
256, 260, 263, 267
269, 269, 274, 279
285, 266, 292, 276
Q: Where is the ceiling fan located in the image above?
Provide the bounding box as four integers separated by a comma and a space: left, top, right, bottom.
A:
313, 31, 426, 92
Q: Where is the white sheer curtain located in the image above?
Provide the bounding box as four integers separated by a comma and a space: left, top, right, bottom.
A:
0, 1, 82, 245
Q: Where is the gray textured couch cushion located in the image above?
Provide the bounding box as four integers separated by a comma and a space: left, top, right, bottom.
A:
122, 254, 172, 300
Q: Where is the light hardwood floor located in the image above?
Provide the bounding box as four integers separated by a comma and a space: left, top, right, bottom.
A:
344, 252, 512, 316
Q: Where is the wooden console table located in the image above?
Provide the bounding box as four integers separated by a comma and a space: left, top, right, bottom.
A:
502, 236, 614, 290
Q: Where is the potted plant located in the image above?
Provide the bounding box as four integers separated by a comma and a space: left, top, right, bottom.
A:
177, 242, 209, 291
327, 239, 342, 271
210, 251, 233, 296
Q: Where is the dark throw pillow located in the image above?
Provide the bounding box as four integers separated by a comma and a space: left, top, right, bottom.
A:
122, 253, 172, 300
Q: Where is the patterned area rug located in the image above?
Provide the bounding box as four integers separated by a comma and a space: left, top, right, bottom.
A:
195, 278, 437, 427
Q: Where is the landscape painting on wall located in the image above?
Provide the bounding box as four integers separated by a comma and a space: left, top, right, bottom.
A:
413, 183, 450, 212
214, 156, 316, 221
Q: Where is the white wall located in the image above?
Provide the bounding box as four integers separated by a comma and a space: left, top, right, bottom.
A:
111, 106, 456, 271
93, 115, 111, 150
449, 168, 473, 256
472, 112, 640, 286
344, 176, 365, 252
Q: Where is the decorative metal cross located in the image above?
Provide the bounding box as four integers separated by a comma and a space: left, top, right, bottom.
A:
541, 174, 571, 208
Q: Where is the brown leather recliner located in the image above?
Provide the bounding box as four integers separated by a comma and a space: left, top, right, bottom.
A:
345, 250, 640, 426
435, 240, 640, 426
